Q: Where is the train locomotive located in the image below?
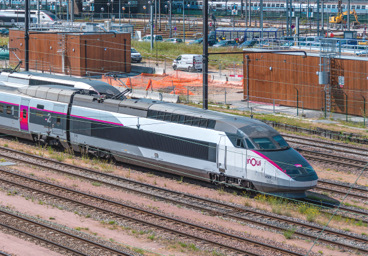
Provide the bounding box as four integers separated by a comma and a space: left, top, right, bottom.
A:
0, 72, 318, 198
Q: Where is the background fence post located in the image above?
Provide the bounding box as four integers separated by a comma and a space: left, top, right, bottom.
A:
273, 99, 275, 113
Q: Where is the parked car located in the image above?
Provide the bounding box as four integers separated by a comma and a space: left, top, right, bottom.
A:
189, 38, 217, 46
164, 38, 183, 43
172, 54, 202, 72
139, 35, 163, 42
212, 40, 238, 48
238, 40, 257, 48
0, 28, 9, 35
131, 48, 142, 63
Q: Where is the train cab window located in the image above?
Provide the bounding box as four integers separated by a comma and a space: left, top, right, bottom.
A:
6, 106, 12, 115
164, 112, 172, 121
272, 135, 289, 149
252, 138, 276, 150
56, 116, 61, 125
236, 139, 245, 149
22, 109, 26, 118
0, 104, 3, 113
245, 138, 255, 149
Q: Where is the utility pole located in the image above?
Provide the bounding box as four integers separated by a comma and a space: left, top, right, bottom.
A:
169, 0, 172, 38
248, 0, 251, 26
159, 0, 161, 31
119, 0, 121, 25
183, 0, 185, 42
245, 0, 247, 27
203, 0, 208, 110
317, 0, 320, 36
150, 3, 154, 50
25, 0, 29, 71
260, 0, 263, 38
37, 1, 40, 26
321, 0, 324, 35
347, 0, 350, 31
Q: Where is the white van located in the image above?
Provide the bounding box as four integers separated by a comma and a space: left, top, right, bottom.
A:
138, 35, 163, 42
172, 54, 202, 72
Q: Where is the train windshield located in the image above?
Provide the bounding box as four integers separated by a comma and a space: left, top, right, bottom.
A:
252, 138, 276, 150
272, 135, 289, 149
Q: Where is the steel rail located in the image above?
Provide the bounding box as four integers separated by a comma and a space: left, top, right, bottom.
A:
0, 146, 365, 217
0, 169, 299, 256
0, 209, 129, 256
314, 184, 368, 201
296, 148, 367, 169
284, 134, 368, 158
0, 155, 367, 254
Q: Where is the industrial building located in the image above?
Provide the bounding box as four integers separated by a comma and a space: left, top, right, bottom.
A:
243, 48, 368, 117
9, 30, 131, 77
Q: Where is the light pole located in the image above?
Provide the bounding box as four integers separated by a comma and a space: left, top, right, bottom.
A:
122, 6, 125, 21
128, 1, 131, 24
111, 0, 114, 21
101, 7, 104, 19
167, 0, 172, 38
143, 5, 146, 32
82, 6, 86, 20
187, 4, 190, 31
16, 5, 18, 26
107, 2, 110, 20
119, 0, 121, 24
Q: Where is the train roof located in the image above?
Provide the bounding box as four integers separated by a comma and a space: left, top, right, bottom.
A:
0, 72, 120, 96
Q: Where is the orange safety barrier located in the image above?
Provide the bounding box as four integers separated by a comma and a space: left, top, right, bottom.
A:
102, 71, 242, 95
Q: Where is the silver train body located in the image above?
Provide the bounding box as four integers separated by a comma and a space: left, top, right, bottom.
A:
175, 1, 368, 14
0, 9, 57, 26
0, 72, 318, 198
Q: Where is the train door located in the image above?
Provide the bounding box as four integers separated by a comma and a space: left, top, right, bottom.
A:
20, 98, 30, 132
217, 135, 227, 172
52, 104, 65, 136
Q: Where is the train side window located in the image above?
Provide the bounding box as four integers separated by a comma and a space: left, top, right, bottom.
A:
178, 115, 185, 124
36, 111, 43, 117
37, 104, 44, 109
357, 5, 361, 9
192, 117, 200, 126
6, 106, 11, 115
199, 119, 207, 128
164, 112, 172, 121
271, 4, 275, 7
0, 104, 3, 113
184, 116, 192, 125
207, 120, 216, 129
56, 116, 61, 125
23, 109, 26, 118
147, 110, 157, 119
171, 114, 179, 123
156, 111, 164, 120
245, 138, 255, 149
362, 6, 366, 10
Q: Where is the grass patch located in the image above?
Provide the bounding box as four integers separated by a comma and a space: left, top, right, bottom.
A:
283, 226, 296, 239
91, 182, 101, 186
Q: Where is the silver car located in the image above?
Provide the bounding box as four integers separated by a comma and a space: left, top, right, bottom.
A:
131, 48, 142, 63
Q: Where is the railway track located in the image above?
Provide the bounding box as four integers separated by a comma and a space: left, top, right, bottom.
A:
0, 208, 131, 256
283, 134, 368, 158
0, 168, 303, 256
0, 147, 367, 254
316, 180, 368, 201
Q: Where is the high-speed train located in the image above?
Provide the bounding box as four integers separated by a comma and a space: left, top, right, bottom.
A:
0, 71, 318, 198
175, 1, 368, 14
0, 9, 57, 26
